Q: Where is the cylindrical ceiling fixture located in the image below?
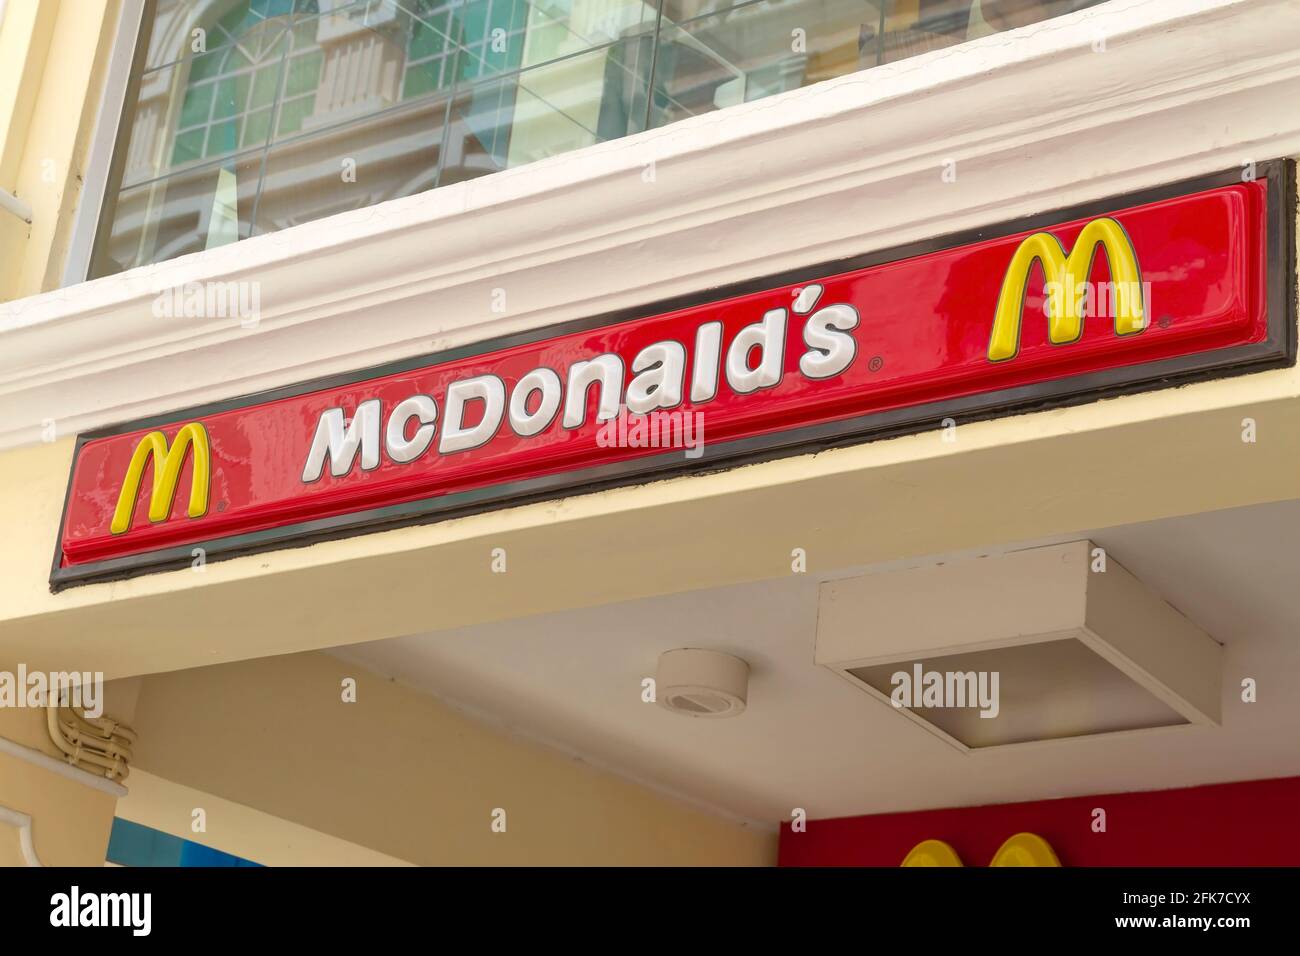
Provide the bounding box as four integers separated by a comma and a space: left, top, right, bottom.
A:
656, 648, 749, 718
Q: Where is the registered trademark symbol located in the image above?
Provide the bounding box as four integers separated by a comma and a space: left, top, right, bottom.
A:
1157, 316, 1172, 329
868, 356, 884, 372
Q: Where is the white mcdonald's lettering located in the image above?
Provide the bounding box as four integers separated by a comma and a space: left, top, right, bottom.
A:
301, 289, 861, 483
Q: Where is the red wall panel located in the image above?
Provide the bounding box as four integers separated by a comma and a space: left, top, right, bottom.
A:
778, 776, 1300, 866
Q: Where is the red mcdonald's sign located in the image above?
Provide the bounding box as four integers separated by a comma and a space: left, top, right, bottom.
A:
52, 163, 1294, 588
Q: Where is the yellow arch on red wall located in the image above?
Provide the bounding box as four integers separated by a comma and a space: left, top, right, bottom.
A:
901, 833, 1060, 867
989, 833, 1060, 867
901, 839, 964, 867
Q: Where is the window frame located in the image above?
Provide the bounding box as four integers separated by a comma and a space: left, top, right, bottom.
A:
61, 0, 151, 288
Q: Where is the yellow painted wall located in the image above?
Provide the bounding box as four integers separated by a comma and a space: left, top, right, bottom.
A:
116, 769, 418, 866
0, 749, 121, 866
0, 695, 53, 754
129, 651, 776, 866
0, 0, 120, 301
0, 677, 140, 866
0, 0, 59, 189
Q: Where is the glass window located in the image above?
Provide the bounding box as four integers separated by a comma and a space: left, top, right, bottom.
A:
97, 151, 263, 275
254, 94, 449, 234
90, 0, 1105, 278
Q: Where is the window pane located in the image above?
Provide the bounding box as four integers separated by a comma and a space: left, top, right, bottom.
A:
92, 153, 263, 278
439, 42, 653, 186
144, 0, 321, 70
266, 2, 420, 141
649, 0, 870, 129
872, 0, 1087, 65
252, 97, 448, 234
263, 0, 635, 141
121, 29, 289, 186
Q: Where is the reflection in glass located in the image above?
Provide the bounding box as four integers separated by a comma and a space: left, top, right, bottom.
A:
651, 0, 868, 128
93, 0, 1106, 277
869, 0, 1087, 65
441, 43, 653, 183
254, 96, 447, 234
96, 153, 263, 276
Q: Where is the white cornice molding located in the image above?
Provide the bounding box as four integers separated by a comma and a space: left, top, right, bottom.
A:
1, 0, 1298, 449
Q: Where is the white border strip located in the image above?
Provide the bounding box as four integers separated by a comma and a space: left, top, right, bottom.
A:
0, 805, 42, 866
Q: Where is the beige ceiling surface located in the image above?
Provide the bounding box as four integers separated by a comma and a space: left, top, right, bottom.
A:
334, 498, 1300, 824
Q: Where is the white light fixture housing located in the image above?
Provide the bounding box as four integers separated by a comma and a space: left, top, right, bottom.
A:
656, 648, 749, 718
816, 541, 1222, 754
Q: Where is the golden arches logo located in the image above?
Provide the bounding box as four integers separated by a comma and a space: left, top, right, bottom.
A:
987, 217, 1146, 363
901, 833, 1060, 867
110, 423, 211, 536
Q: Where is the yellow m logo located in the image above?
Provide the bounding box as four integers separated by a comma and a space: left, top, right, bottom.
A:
901, 833, 1061, 867
110, 423, 211, 535
987, 217, 1146, 362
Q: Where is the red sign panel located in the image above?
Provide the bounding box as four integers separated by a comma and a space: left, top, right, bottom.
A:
52, 165, 1294, 588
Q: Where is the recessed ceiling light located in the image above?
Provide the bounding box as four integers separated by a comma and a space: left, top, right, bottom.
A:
816, 541, 1221, 753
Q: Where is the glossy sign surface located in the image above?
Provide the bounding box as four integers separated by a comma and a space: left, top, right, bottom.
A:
54, 171, 1288, 586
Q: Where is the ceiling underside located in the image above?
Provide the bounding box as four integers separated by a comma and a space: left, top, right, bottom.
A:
334, 497, 1300, 826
